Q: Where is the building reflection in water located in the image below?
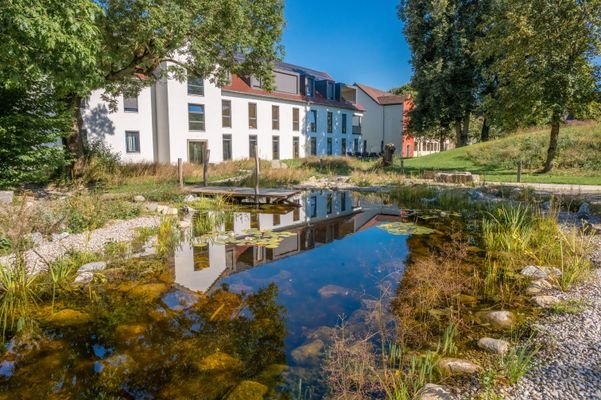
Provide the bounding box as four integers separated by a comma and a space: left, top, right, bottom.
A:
173, 190, 399, 292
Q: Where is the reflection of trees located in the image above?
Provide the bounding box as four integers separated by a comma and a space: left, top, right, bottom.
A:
0, 283, 287, 399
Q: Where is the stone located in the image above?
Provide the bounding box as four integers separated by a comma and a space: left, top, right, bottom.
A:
145, 202, 159, 212
532, 295, 561, 308
73, 272, 94, 284
255, 364, 288, 385
163, 207, 179, 215
179, 220, 192, 229
0, 191, 14, 204
271, 160, 288, 169
226, 380, 268, 400
183, 194, 197, 203
290, 339, 324, 366
526, 279, 553, 295
133, 195, 146, 203
478, 337, 510, 355
197, 352, 243, 372
436, 357, 480, 376
416, 383, 453, 400
306, 326, 337, 345
51, 232, 70, 242
115, 324, 146, 341
577, 202, 591, 219
28, 232, 44, 246
476, 310, 516, 330
318, 284, 351, 298
434, 172, 479, 184
79, 261, 107, 273
127, 283, 169, 302
45, 309, 92, 327
521, 265, 562, 279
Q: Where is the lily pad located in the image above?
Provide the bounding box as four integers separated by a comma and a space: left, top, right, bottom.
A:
377, 222, 434, 236
194, 229, 296, 249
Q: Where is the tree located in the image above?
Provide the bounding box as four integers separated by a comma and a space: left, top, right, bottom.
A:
480, 0, 601, 172
0, 83, 70, 187
399, 0, 492, 147
390, 83, 417, 97
1, 0, 284, 170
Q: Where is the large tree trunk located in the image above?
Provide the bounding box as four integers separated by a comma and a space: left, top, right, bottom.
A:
65, 94, 86, 176
461, 112, 470, 146
455, 118, 464, 147
542, 120, 560, 173
480, 117, 490, 142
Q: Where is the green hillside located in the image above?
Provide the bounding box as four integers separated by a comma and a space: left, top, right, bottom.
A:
403, 122, 601, 185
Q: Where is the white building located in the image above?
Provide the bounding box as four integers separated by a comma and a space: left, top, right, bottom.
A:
82, 62, 365, 164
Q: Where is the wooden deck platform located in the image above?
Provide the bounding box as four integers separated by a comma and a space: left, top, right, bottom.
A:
185, 185, 301, 204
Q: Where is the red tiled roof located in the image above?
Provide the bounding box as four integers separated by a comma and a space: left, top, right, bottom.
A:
222, 74, 364, 112
354, 83, 408, 106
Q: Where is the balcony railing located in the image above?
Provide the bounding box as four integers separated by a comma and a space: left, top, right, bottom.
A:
352, 125, 362, 135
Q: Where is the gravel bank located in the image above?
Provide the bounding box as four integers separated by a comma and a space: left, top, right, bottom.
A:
503, 234, 601, 400
0, 216, 161, 272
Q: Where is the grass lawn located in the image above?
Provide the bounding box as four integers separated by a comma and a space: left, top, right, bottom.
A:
403, 121, 601, 185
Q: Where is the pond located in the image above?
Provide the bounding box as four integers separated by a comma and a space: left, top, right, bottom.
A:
0, 190, 463, 399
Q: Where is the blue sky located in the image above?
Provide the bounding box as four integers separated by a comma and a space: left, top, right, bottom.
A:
282, 0, 411, 91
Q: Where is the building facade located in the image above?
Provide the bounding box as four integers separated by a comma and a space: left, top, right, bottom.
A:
82, 62, 364, 164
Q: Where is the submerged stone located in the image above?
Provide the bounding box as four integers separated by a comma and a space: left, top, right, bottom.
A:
318, 284, 352, 298
478, 337, 510, 355
255, 364, 288, 386
115, 324, 146, 341
226, 380, 268, 400
127, 283, 169, 302
197, 352, 243, 372
290, 339, 324, 366
45, 309, 92, 327
475, 310, 516, 330
436, 357, 480, 376
416, 383, 453, 400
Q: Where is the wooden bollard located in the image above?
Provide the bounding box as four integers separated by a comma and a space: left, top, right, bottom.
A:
177, 158, 183, 189
203, 149, 210, 187
517, 160, 522, 183
254, 145, 260, 205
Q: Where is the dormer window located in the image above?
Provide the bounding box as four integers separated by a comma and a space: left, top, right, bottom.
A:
326, 81, 335, 100
305, 77, 314, 97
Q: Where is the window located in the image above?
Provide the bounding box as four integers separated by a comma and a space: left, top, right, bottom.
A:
293, 207, 300, 221
188, 104, 205, 131
353, 138, 359, 153
326, 82, 334, 100
222, 134, 232, 161
341, 138, 347, 154
188, 141, 206, 164
310, 110, 317, 132
123, 96, 138, 112
125, 131, 140, 153
342, 114, 347, 134
305, 77, 314, 96
273, 214, 280, 226
310, 137, 317, 156
272, 136, 280, 160
222, 100, 232, 128
341, 192, 347, 212
292, 107, 300, 131
272, 105, 279, 130
327, 137, 333, 155
249, 135, 257, 159
187, 77, 204, 96
293, 137, 300, 159
309, 196, 317, 218
327, 193, 333, 214
363, 140, 367, 153
248, 103, 257, 129
327, 112, 333, 133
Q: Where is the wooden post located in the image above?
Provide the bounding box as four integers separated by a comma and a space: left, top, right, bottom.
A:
177, 158, 184, 189
203, 149, 210, 187
319, 158, 323, 174
517, 160, 522, 183
400, 157, 405, 176
254, 145, 260, 205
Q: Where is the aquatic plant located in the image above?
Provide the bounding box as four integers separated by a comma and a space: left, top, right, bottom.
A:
482, 204, 534, 254
438, 322, 458, 356
0, 257, 38, 338
502, 343, 539, 385
377, 222, 435, 236
156, 216, 181, 257
553, 228, 593, 291
193, 210, 234, 236
195, 228, 296, 249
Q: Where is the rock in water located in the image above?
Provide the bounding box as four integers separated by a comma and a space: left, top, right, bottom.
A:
577, 202, 591, 219
436, 358, 480, 376
197, 352, 243, 372
290, 339, 324, 366
478, 337, 510, 355
45, 309, 92, 327
226, 380, 268, 400
475, 310, 516, 330
318, 284, 352, 298
416, 384, 453, 400
532, 295, 561, 308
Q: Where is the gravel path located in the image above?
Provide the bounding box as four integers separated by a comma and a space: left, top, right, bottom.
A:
0, 216, 161, 272
504, 235, 601, 400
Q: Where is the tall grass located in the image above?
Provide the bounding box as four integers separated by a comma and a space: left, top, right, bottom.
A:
502, 344, 539, 385
0, 257, 38, 338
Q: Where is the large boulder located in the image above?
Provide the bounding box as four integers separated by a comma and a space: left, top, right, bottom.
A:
0, 191, 14, 204
290, 339, 324, 366
436, 358, 480, 376
477, 337, 510, 355
416, 384, 453, 400
475, 310, 516, 330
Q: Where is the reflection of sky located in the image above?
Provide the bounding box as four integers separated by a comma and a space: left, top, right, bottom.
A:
218, 224, 409, 354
